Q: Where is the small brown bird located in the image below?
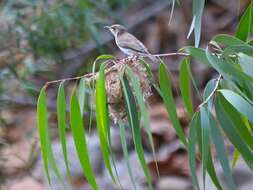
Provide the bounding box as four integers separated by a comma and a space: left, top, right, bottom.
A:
105, 24, 157, 62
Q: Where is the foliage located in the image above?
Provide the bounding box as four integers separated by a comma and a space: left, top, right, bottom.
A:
37, 2, 253, 190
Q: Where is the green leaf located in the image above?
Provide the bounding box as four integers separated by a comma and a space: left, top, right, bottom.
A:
179, 58, 194, 116
95, 63, 116, 182
70, 89, 99, 190
195, 115, 223, 190
235, 2, 253, 41
57, 82, 71, 177
206, 48, 253, 82
159, 63, 188, 146
37, 87, 51, 183
209, 114, 236, 190
120, 76, 153, 190
192, 0, 205, 47
212, 34, 248, 47
215, 95, 253, 171
188, 112, 200, 190
238, 53, 253, 77
182, 46, 210, 65
219, 94, 253, 150
200, 106, 210, 189
126, 67, 159, 176
219, 89, 253, 123
232, 149, 241, 168
118, 121, 137, 190
78, 78, 86, 117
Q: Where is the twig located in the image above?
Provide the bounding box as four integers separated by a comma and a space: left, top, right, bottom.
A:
197, 74, 222, 109
153, 52, 190, 57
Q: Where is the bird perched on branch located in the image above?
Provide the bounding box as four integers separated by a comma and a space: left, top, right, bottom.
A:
104, 24, 158, 62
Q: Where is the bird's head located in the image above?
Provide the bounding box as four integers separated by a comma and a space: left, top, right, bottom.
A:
104, 24, 126, 36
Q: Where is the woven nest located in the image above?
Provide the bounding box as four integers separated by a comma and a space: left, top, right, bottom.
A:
103, 57, 152, 123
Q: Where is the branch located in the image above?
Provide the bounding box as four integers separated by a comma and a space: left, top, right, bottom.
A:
153, 52, 189, 57
197, 74, 222, 109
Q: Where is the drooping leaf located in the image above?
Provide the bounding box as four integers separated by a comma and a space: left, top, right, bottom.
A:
235, 2, 253, 41
57, 82, 71, 177
95, 63, 116, 182
37, 87, 51, 183
159, 63, 188, 146
238, 53, 253, 77
179, 58, 194, 116
120, 76, 153, 190
192, 0, 205, 47
118, 121, 137, 190
215, 95, 253, 171
200, 106, 210, 189
219, 89, 253, 123
188, 112, 200, 190
182, 46, 210, 66
209, 114, 236, 190
78, 78, 86, 117
126, 67, 159, 176
70, 89, 99, 190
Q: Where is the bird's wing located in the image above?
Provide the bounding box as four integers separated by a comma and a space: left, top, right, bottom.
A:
116, 33, 149, 54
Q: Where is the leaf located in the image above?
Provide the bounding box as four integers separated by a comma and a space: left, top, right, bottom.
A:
235, 2, 253, 41
206, 48, 253, 82
126, 67, 159, 176
78, 78, 86, 117
219, 89, 253, 123
219, 94, 253, 150
120, 76, 153, 190
215, 95, 253, 171
232, 149, 241, 168
118, 121, 137, 190
182, 46, 210, 65
192, 0, 205, 47
95, 63, 116, 182
238, 53, 253, 77
188, 112, 200, 190
209, 114, 236, 190
179, 58, 194, 116
195, 114, 223, 190
57, 82, 71, 177
70, 89, 99, 190
200, 106, 210, 189
37, 87, 51, 183
169, 0, 176, 24
159, 63, 188, 146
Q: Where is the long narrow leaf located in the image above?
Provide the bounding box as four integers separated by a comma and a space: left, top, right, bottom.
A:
70, 89, 99, 190
159, 63, 188, 146
57, 82, 71, 176
209, 114, 236, 190
95, 63, 116, 182
78, 78, 86, 117
126, 67, 159, 176
179, 58, 194, 116
120, 76, 153, 190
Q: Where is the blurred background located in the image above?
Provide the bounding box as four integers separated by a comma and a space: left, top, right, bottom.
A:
0, 0, 253, 189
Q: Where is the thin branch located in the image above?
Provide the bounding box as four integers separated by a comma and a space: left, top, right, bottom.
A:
197, 74, 222, 109
153, 52, 189, 57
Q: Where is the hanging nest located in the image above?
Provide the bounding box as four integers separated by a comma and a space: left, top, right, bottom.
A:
103, 57, 152, 123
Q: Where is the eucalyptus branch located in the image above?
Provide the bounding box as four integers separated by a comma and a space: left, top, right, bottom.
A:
198, 74, 222, 109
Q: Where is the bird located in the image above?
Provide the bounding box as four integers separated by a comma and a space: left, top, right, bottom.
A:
104, 24, 157, 62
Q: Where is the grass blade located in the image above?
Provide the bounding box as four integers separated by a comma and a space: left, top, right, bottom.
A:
179, 58, 194, 116
120, 76, 153, 190
57, 82, 71, 176
159, 62, 188, 146
70, 88, 99, 190
95, 63, 116, 182
78, 78, 86, 117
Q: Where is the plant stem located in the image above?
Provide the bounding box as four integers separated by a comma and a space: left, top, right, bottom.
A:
198, 74, 222, 109
153, 52, 190, 57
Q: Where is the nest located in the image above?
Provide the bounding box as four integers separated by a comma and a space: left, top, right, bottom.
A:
103, 57, 152, 123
